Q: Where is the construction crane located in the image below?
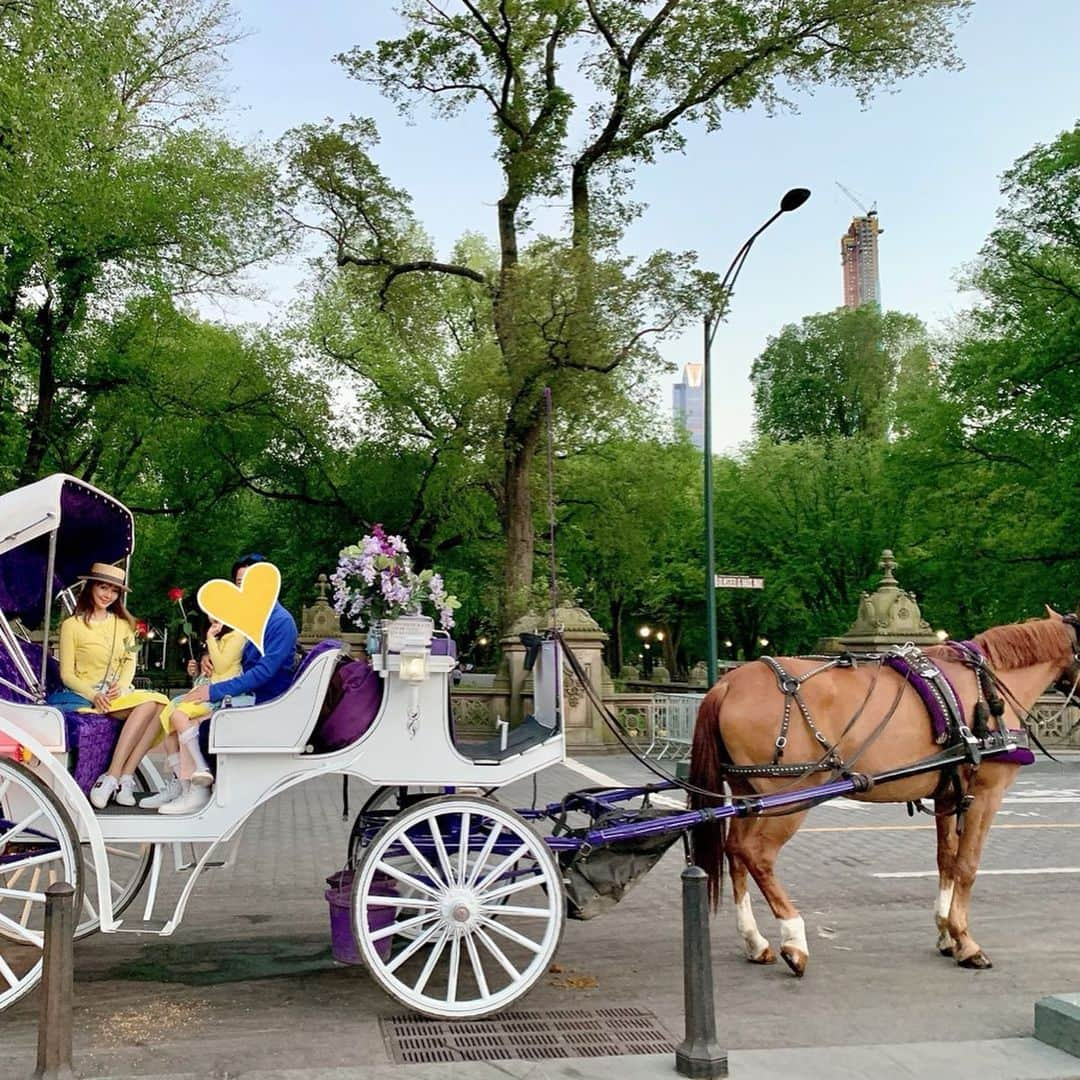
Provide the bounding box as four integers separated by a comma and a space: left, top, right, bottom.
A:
835, 181, 877, 217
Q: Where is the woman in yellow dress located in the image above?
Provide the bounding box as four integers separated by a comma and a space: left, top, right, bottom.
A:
52, 562, 171, 809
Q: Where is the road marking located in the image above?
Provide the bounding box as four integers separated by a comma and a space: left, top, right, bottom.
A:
563, 757, 685, 808
803, 822, 1080, 833
874, 867, 1080, 879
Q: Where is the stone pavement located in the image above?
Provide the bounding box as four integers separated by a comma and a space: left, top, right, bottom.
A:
58, 1038, 1080, 1080
4, 753, 1080, 1078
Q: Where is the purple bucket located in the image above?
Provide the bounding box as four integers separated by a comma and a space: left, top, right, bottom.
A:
325, 869, 396, 965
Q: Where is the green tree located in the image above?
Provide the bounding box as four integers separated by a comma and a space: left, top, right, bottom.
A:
286, 0, 970, 626
886, 122, 1080, 626
750, 305, 929, 441
0, 0, 281, 485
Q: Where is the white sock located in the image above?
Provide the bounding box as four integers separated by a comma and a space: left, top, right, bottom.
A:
178, 727, 209, 774
166, 752, 181, 776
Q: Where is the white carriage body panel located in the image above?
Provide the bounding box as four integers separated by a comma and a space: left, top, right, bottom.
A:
0, 701, 66, 751
209, 648, 340, 752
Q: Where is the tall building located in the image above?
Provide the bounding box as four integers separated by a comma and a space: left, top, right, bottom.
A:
840, 210, 882, 307
672, 362, 704, 449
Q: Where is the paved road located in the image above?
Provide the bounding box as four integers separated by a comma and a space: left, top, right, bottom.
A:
4, 752, 1080, 1078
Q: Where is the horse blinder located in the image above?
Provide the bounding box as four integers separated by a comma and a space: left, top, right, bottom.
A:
1054, 613, 1080, 696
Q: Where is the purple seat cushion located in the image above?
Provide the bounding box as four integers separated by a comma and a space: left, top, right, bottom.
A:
0, 641, 61, 702
295, 639, 343, 682
310, 659, 382, 753
64, 712, 123, 794
432, 637, 457, 658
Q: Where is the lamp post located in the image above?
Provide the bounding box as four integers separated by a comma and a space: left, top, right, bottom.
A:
704, 188, 810, 687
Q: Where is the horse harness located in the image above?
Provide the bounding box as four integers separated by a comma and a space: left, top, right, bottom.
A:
721, 641, 1035, 832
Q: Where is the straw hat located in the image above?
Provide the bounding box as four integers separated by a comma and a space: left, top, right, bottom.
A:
78, 562, 130, 593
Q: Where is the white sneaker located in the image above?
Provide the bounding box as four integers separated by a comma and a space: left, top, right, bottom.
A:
190, 768, 214, 788
140, 777, 182, 809
114, 774, 137, 807
157, 784, 212, 816
89, 774, 118, 810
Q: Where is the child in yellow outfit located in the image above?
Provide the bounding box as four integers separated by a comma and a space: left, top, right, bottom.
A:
144, 622, 245, 811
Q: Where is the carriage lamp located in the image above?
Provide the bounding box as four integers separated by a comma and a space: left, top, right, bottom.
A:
936, 629, 949, 641
639, 625, 651, 639
656, 631, 665, 642
398, 646, 429, 683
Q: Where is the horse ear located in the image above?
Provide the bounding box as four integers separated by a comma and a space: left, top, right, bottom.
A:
1045, 603, 1063, 619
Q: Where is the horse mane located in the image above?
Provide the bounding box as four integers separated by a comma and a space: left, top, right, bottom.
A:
965, 619, 1072, 671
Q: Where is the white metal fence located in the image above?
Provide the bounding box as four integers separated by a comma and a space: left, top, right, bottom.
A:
644, 692, 705, 761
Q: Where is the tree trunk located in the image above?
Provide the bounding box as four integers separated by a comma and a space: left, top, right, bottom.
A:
500, 420, 541, 627
609, 596, 624, 674
19, 300, 57, 484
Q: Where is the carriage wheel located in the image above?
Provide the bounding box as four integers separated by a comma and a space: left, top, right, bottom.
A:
352, 795, 564, 1019
0, 757, 83, 1012
76, 765, 155, 940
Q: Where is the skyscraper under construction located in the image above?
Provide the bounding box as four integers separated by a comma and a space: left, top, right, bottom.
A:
841, 210, 882, 307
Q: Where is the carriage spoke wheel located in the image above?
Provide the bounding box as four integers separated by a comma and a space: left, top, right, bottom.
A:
0, 757, 83, 1012
353, 796, 563, 1019
76, 765, 155, 940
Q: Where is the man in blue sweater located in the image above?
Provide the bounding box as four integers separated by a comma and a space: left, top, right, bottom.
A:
162, 554, 298, 815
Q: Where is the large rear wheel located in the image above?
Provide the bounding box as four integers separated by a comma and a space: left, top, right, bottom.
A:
0, 757, 83, 1012
352, 795, 563, 1019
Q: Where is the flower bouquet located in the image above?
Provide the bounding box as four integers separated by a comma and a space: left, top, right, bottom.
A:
330, 525, 460, 650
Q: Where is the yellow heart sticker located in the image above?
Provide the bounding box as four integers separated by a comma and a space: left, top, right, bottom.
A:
197, 562, 281, 655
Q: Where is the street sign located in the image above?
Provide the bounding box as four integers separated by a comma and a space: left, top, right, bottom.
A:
714, 575, 764, 590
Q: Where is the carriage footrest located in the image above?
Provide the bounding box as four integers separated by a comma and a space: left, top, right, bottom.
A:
112, 918, 170, 935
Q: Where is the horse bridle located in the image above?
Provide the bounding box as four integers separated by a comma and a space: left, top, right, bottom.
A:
1056, 613, 1080, 698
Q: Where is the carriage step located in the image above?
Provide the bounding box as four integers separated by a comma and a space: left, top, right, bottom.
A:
113, 918, 170, 935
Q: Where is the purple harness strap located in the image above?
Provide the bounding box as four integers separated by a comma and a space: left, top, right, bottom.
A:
882, 650, 964, 744
883, 642, 1033, 767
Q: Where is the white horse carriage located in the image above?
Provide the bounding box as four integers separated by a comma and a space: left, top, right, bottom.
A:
0, 474, 570, 1019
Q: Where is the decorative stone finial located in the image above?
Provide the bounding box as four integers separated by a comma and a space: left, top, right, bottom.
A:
314, 573, 330, 601
878, 549, 898, 586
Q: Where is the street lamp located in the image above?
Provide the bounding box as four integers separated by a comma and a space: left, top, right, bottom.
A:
703, 187, 811, 686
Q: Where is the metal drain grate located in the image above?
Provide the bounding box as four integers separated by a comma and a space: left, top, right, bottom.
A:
382, 1007, 677, 1063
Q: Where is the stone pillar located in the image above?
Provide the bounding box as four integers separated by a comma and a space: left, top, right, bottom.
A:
299, 574, 364, 654
818, 549, 941, 655
499, 605, 617, 751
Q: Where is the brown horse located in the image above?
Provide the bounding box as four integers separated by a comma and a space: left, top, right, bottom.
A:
689, 612, 1079, 977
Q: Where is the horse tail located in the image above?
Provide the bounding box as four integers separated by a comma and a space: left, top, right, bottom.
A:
689, 678, 731, 911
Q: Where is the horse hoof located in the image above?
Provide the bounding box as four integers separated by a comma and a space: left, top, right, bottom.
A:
957, 950, 993, 970
748, 946, 777, 965
938, 944, 955, 957
780, 946, 807, 977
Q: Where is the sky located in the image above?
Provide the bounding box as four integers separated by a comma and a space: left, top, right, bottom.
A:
212, 0, 1080, 453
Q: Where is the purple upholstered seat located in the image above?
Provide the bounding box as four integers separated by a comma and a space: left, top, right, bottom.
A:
294, 638, 343, 680
310, 658, 382, 753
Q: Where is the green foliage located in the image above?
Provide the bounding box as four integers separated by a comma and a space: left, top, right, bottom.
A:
751, 306, 930, 441
288, 0, 972, 625
0, 0, 282, 485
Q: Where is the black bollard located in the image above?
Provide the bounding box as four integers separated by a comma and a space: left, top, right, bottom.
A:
675, 866, 728, 1078
33, 881, 76, 1080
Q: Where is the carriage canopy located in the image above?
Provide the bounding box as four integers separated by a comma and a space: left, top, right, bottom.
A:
0, 474, 134, 620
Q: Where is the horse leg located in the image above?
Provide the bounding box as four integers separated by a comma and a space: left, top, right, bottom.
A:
946, 766, 1016, 969
727, 830, 776, 964
934, 807, 959, 957
727, 810, 810, 976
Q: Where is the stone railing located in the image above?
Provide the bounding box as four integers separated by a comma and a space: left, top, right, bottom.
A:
1028, 693, 1080, 750
450, 686, 1080, 754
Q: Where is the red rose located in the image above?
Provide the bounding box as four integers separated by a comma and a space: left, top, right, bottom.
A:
136, 620, 149, 636
168, 587, 185, 602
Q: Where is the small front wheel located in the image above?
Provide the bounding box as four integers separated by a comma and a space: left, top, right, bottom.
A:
352, 795, 564, 1019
